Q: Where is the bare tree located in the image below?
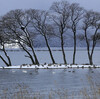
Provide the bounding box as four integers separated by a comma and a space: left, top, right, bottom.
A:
26, 9, 56, 64
1, 9, 39, 64
50, 1, 70, 64
82, 11, 100, 65
0, 22, 12, 66
69, 3, 84, 64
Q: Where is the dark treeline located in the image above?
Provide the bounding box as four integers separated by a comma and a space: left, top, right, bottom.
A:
0, 1, 100, 66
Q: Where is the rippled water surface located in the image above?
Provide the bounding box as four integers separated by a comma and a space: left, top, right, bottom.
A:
0, 68, 100, 99
0, 47, 100, 98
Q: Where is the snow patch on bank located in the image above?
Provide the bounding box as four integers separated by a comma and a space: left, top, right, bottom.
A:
0, 64, 100, 69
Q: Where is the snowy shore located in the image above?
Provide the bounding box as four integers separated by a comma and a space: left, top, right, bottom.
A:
0, 64, 100, 69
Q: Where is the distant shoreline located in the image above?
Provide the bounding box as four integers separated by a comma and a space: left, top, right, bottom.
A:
0, 47, 100, 52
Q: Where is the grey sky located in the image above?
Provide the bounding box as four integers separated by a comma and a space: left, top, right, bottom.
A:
0, 0, 100, 16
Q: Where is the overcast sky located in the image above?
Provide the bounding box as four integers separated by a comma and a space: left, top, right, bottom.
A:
0, 0, 100, 16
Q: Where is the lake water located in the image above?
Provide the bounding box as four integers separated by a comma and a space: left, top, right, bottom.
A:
0, 47, 100, 66
0, 47, 100, 99
0, 68, 100, 99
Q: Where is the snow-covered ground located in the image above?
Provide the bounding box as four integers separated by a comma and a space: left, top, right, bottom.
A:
0, 64, 100, 69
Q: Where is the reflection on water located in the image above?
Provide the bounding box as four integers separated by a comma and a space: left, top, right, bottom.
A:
0, 68, 100, 98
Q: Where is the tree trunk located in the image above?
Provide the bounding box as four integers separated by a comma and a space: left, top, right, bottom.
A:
2, 45, 12, 66
31, 46, 39, 64
84, 29, 92, 65
85, 28, 98, 65
89, 56, 93, 65
90, 28, 98, 65
22, 29, 39, 64
7, 55, 12, 66
44, 35, 55, 64
90, 41, 96, 65
0, 55, 9, 66
19, 42, 35, 64
0, 44, 12, 66
73, 32, 76, 64
61, 33, 67, 64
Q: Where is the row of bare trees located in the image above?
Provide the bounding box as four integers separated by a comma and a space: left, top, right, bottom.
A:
0, 1, 100, 66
